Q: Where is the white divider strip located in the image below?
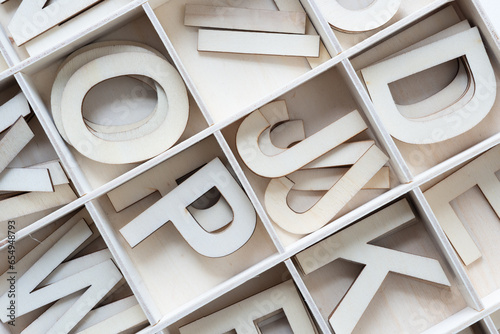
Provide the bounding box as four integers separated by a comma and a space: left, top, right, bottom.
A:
135, 252, 286, 334
409, 188, 483, 311
412, 132, 500, 187
338, 58, 412, 182
480, 316, 498, 334
0, 0, 147, 81
14, 72, 90, 195
300, 0, 343, 53
284, 259, 333, 334
142, 2, 215, 125
0, 1, 498, 333
214, 131, 285, 253
421, 289, 500, 334
85, 200, 160, 325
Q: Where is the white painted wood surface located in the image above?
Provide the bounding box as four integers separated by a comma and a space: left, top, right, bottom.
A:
56, 47, 189, 164
28, 160, 68, 186
51, 40, 167, 143
236, 106, 367, 178
272, 0, 330, 68
265, 145, 388, 235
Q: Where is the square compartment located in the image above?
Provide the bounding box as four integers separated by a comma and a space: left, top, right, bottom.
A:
350, 3, 500, 177
20, 11, 210, 190
222, 63, 400, 247
95, 135, 278, 320
294, 197, 469, 334
151, 0, 332, 123
0, 206, 148, 334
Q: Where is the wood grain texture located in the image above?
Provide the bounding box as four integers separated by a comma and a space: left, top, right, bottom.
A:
351, 6, 461, 70
24, 0, 131, 56
0, 167, 53, 192
28, 160, 69, 186
296, 199, 450, 334
51, 41, 166, 143
0, 117, 34, 173
0, 184, 77, 221
8, 0, 103, 46
75, 300, 148, 334
184, 5, 306, 34
491, 309, 500, 329
8, 0, 101, 46
272, 0, 330, 68
198, 29, 320, 57
107, 138, 222, 212
0, 220, 122, 333
288, 166, 390, 191
424, 145, 500, 266
0, 92, 30, 133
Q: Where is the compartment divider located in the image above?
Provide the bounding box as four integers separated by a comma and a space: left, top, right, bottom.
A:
284, 258, 333, 334
281, 181, 414, 259
142, 2, 215, 125
481, 316, 499, 334
0, 22, 19, 67
14, 72, 91, 195
412, 130, 500, 187
135, 252, 288, 334
328, 0, 454, 59
339, 58, 413, 183
409, 188, 483, 310
85, 200, 162, 324
213, 130, 285, 253
422, 289, 500, 334
300, 0, 343, 54
0, 0, 147, 80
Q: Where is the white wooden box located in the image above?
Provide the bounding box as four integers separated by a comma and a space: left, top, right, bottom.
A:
0, 0, 499, 333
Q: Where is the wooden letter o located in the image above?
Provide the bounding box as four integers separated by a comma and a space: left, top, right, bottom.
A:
60, 51, 189, 164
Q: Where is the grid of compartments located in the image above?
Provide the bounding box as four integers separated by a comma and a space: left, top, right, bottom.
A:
0, 0, 499, 333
